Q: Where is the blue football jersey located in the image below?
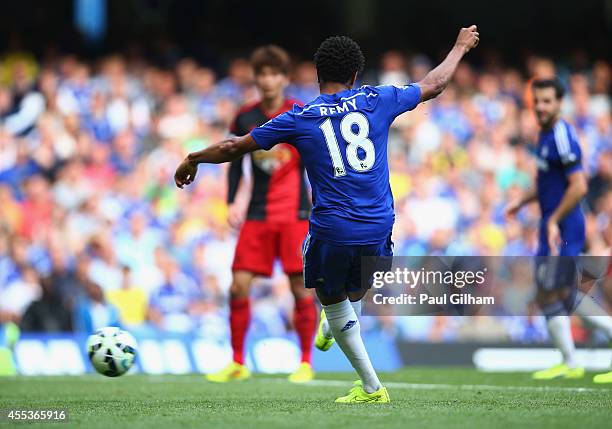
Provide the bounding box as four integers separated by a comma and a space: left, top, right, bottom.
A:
535, 119, 584, 218
250, 84, 421, 245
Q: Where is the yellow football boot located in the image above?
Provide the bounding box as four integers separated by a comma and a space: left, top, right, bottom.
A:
315, 309, 335, 351
206, 362, 251, 383
335, 384, 390, 403
532, 363, 584, 380
288, 362, 315, 383
593, 371, 612, 384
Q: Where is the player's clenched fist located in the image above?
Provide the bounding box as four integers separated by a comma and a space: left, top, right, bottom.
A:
455, 25, 479, 52
174, 158, 198, 188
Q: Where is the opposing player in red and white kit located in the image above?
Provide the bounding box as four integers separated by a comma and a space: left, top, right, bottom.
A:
206, 46, 316, 383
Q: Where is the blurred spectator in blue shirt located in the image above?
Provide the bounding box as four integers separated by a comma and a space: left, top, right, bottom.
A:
74, 278, 120, 334
217, 58, 256, 104
148, 252, 202, 333
286, 62, 319, 103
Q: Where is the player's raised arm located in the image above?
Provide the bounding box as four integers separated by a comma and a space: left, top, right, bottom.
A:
174, 134, 259, 188
417, 25, 480, 102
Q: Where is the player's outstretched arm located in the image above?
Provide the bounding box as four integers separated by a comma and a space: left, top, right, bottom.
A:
174, 134, 259, 188
417, 25, 480, 102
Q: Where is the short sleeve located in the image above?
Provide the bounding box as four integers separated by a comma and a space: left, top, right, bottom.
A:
376, 84, 422, 118
554, 122, 582, 175
250, 111, 296, 150
229, 111, 247, 136
229, 118, 238, 136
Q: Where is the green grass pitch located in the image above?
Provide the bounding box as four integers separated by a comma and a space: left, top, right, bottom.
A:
1, 368, 611, 429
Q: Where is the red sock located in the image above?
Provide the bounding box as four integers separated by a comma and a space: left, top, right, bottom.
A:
230, 297, 250, 365
294, 295, 317, 364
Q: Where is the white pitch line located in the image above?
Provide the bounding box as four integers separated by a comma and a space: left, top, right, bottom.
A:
258, 377, 609, 394
4, 375, 609, 393
124, 376, 610, 393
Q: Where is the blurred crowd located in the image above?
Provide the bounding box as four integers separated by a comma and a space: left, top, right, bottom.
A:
0, 47, 610, 344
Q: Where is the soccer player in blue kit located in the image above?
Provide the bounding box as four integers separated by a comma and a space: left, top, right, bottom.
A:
175, 26, 480, 402
507, 78, 612, 382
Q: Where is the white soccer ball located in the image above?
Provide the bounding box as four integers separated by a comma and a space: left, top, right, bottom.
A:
86, 327, 138, 377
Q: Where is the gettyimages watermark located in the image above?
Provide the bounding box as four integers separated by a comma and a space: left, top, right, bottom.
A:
360, 256, 612, 317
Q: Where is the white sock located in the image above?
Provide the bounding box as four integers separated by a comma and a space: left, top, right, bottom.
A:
324, 299, 381, 393
580, 316, 612, 339
573, 292, 612, 338
547, 316, 577, 368
322, 300, 362, 339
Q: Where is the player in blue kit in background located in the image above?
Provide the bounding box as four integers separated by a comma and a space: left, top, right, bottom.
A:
175, 26, 480, 402
507, 78, 612, 382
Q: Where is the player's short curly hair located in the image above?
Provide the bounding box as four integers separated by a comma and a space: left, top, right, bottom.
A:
314, 36, 365, 85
